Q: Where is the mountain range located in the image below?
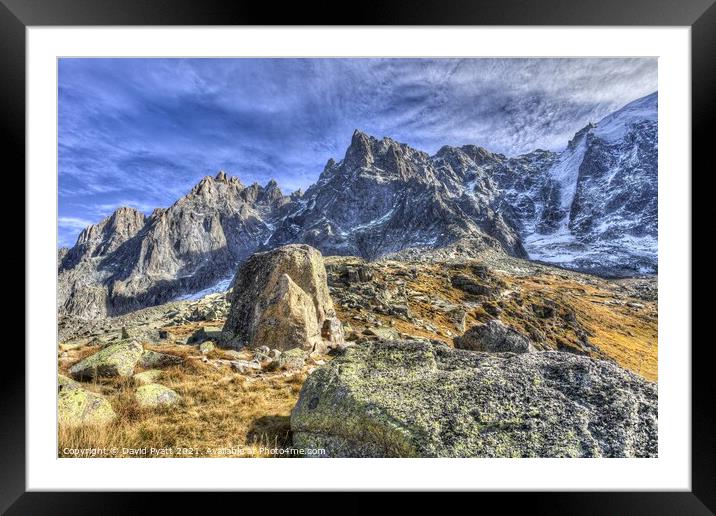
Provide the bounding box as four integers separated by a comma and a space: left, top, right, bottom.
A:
58, 92, 657, 319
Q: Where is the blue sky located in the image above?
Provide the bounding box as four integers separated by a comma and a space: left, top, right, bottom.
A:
58, 58, 657, 247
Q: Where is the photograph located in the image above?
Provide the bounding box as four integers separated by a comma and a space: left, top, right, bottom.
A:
56, 57, 658, 459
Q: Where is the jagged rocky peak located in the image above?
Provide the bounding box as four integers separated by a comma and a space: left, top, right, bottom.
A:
261, 179, 284, 203
58, 94, 658, 319
74, 206, 147, 259
341, 129, 432, 180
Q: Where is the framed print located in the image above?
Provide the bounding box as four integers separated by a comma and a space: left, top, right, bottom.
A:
5, 0, 712, 512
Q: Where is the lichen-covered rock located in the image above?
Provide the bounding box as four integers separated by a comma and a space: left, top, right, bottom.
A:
138, 350, 183, 368
270, 347, 307, 371
454, 319, 535, 353
364, 327, 400, 341
135, 383, 181, 408
291, 341, 657, 458
69, 341, 143, 380
133, 369, 163, 385
58, 385, 116, 426
58, 373, 81, 391
199, 341, 215, 354
223, 244, 344, 352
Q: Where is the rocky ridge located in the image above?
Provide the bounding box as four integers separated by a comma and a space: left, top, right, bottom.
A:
58, 93, 657, 321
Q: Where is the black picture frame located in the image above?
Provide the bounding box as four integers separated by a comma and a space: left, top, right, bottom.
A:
5, 0, 710, 513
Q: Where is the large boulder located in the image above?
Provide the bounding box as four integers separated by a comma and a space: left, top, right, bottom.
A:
58, 381, 116, 427
291, 341, 657, 458
69, 341, 143, 380
223, 244, 344, 352
454, 319, 536, 353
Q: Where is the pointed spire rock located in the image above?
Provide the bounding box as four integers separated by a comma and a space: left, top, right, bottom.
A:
215, 170, 228, 182
344, 129, 375, 169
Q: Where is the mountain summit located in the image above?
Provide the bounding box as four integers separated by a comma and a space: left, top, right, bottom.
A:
59, 93, 657, 319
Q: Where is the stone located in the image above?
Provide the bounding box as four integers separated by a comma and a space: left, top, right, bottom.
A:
291, 341, 658, 458
58, 373, 81, 391
69, 340, 144, 380
364, 327, 400, 341
58, 385, 116, 427
133, 369, 163, 385
270, 348, 307, 371
188, 325, 224, 344
230, 360, 262, 374
138, 350, 183, 368
199, 341, 215, 354
135, 383, 181, 408
450, 275, 494, 297
447, 307, 467, 332
223, 245, 344, 352
455, 319, 535, 353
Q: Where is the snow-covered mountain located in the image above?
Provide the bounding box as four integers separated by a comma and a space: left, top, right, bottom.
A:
519, 92, 657, 275
58, 92, 657, 318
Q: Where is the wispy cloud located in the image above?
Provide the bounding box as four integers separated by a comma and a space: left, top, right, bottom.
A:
58, 57, 657, 247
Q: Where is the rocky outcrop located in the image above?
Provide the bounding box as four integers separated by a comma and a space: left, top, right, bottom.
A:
291, 341, 657, 457
69, 341, 144, 380
223, 244, 344, 352
454, 319, 535, 353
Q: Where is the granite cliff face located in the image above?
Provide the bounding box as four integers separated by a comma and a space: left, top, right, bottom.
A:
58, 93, 657, 319
520, 93, 658, 275
267, 130, 527, 260
58, 172, 289, 318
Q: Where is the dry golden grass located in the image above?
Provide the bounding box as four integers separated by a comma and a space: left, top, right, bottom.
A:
333, 261, 657, 381
499, 273, 657, 381
58, 341, 310, 458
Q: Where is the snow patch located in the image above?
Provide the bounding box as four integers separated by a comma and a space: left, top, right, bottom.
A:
176, 274, 233, 301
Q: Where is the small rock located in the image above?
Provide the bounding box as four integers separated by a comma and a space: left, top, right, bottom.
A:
188, 326, 224, 344
135, 383, 181, 408
199, 341, 215, 354
454, 319, 535, 353
364, 327, 400, 340
231, 360, 262, 374
133, 369, 163, 385
138, 350, 183, 368
270, 348, 306, 371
